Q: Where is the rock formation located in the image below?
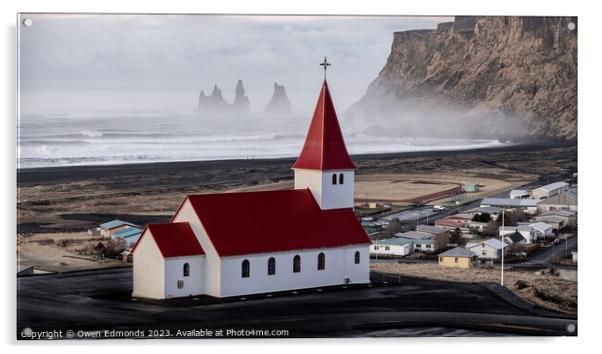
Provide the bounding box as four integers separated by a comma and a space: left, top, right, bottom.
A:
265, 82, 292, 116
232, 79, 251, 112
348, 16, 577, 140
198, 84, 230, 112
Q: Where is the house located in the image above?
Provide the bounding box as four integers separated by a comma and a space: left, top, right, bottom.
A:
464, 206, 501, 221
529, 222, 555, 240
132, 79, 371, 299
480, 198, 539, 214
509, 189, 530, 199
370, 238, 413, 257
415, 224, 448, 237
438, 247, 477, 269
537, 189, 577, 212
112, 227, 143, 246
434, 215, 471, 231
466, 238, 508, 260
394, 231, 441, 253
533, 215, 565, 231
99, 219, 139, 238
504, 231, 526, 245
539, 210, 577, 226
530, 181, 569, 200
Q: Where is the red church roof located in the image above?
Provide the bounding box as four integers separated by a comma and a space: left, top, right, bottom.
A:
292, 80, 356, 171
182, 189, 369, 257
132, 222, 205, 258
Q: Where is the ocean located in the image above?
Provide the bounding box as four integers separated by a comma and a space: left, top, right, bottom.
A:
17, 111, 508, 169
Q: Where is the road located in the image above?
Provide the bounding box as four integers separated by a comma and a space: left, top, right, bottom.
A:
17, 267, 576, 339
517, 236, 577, 266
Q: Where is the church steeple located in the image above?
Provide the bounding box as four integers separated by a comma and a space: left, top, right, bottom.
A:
293, 65, 355, 211
292, 80, 355, 171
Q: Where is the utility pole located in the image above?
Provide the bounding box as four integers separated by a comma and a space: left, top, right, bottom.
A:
501, 208, 505, 287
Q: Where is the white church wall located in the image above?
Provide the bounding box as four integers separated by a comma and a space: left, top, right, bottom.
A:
132, 230, 165, 299
172, 199, 221, 297
294, 169, 323, 206
294, 169, 355, 210
164, 256, 205, 298
219, 245, 370, 298
321, 170, 354, 210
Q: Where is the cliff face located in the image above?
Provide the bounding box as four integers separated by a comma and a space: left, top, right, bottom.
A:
349, 16, 577, 140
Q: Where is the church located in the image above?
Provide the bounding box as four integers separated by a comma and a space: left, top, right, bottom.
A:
132, 72, 371, 299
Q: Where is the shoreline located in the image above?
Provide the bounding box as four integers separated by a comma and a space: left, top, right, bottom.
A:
17, 141, 573, 184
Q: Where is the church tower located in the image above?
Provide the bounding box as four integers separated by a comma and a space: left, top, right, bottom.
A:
292, 78, 356, 210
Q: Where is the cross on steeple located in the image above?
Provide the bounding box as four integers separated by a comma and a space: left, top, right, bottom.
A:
320, 57, 331, 79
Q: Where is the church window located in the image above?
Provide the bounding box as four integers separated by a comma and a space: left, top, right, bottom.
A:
268, 257, 276, 275
183, 263, 190, 277
293, 255, 301, 273
332, 174, 337, 185
339, 173, 344, 184
317, 252, 325, 270
354, 251, 361, 264
241, 259, 250, 278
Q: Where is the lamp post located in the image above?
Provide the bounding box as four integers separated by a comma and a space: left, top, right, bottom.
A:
500, 208, 505, 287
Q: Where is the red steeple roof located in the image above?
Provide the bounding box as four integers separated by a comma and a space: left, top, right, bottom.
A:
292, 80, 356, 170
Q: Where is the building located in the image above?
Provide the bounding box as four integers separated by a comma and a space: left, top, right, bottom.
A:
370, 238, 413, 257
112, 227, 143, 246
466, 238, 508, 260
509, 189, 530, 199
434, 217, 468, 231
415, 224, 448, 237
539, 210, 577, 226
480, 198, 539, 214
464, 206, 501, 221
99, 219, 139, 238
462, 182, 480, 193
530, 181, 569, 200
533, 215, 565, 231
132, 79, 371, 299
438, 247, 477, 269
529, 222, 555, 240
504, 231, 527, 245
536, 189, 577, 212
394, 231, 441, 253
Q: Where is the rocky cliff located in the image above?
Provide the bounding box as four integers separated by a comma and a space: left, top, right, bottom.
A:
349, 16, 577, 140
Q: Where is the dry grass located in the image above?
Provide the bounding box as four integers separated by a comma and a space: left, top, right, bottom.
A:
371, 262, 577, 314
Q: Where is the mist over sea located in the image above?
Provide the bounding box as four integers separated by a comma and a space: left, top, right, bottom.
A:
17, 111, 507, 169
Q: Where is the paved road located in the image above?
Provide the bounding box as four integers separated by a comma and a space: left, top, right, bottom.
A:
522, 236, 578, 265
17, 268, 576, 339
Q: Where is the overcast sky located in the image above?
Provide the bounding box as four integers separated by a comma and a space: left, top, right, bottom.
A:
19, 14, 450, 115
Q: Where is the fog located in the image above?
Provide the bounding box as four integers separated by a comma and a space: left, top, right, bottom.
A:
19, 14, 451, 116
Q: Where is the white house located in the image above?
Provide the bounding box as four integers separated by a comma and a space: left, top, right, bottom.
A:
132, 79, 371, 299
509, 189, 530, 199
529, 222, 555, 240
466, 238, 508, 260
370, 238, 412, 257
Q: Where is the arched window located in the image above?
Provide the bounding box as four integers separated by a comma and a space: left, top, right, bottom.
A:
332, 174, 337, 185
317, 252, 325, 270
354, 251, 360, 264
339, 173, 344, 184
268, 257, 276, 275
241, 259, 250, 278
183, 263, 190, 277
293, 255, 301, 273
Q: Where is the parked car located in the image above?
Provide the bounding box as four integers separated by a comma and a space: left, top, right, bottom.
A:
433, 205, 447, 212
553, 238, 561, 245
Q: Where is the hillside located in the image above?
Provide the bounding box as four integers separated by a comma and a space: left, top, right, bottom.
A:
348, 16, 577, 140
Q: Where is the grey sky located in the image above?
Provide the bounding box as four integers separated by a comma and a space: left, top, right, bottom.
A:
19, 14, 450, 115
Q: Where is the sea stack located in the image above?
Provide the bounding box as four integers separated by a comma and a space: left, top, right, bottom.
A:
232, 79, 251, 112
265, 82, 292, 116
198, 84, 230, 112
